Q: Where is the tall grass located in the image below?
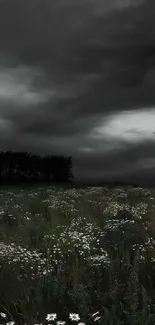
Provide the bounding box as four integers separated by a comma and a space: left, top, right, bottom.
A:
0, 185, 154, 324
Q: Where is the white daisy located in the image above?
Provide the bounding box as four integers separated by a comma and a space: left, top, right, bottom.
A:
0, 313, 7, 318
46, 313, 57, 321
69, 313, 80, 321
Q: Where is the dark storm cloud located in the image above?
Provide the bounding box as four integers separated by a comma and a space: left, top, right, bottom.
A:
1, 0, 155, 112
73, 139, 155, 183
0, 0, 155, 183
73, 140, 154, 171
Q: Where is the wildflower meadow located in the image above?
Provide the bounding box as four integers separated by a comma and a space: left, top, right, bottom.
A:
0, 183, 155, 324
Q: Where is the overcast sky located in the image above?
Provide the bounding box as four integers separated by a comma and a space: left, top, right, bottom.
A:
0, 0, 155, 184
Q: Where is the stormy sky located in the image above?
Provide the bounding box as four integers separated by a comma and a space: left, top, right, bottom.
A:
0, 0, 155, 184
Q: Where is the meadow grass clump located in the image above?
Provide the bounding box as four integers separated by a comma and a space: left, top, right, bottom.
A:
0, 184, 155, 324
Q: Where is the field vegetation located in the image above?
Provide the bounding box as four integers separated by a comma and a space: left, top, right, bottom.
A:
0, 183, 155, 324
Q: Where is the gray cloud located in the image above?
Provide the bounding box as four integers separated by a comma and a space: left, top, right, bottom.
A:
0, 0, 155, 184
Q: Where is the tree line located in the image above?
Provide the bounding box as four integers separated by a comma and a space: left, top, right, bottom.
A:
0, 151, 74, 185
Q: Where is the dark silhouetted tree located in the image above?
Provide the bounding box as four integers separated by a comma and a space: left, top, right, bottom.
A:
0, 151, 74, 185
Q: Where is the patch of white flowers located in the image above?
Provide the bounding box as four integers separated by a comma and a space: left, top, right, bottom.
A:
0, 311, 103, 325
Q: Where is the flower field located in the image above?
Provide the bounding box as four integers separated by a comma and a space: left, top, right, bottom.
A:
0, 184, 155, 324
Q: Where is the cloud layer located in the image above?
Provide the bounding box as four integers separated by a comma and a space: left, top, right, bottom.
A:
0, 0, 155, 183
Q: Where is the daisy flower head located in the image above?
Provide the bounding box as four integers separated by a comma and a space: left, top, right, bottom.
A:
69, 313, 80, 321
46, 313, 57, 321
0, 313, 7, 318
